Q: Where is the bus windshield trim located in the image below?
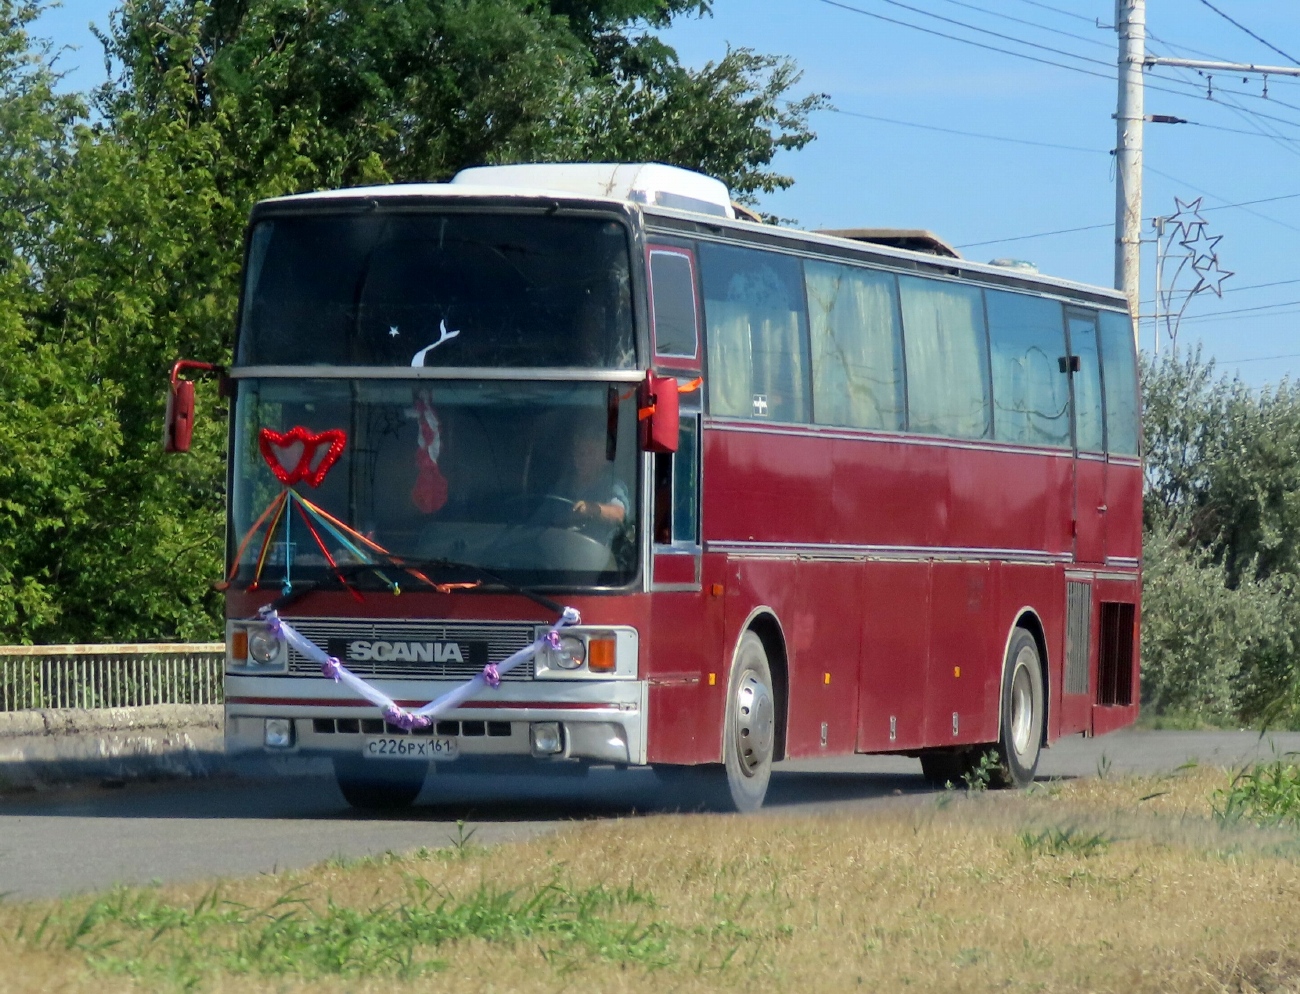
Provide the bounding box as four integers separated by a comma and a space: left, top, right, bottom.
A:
228, 366, 648, 382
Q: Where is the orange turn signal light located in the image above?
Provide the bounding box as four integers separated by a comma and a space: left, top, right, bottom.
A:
587, 637, 616, 673
230, 628, 248, 661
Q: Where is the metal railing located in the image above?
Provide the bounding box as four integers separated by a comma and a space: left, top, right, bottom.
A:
0, 643, 225, 712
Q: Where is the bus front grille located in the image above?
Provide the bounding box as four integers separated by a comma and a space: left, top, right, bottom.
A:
282, 618, 537, 681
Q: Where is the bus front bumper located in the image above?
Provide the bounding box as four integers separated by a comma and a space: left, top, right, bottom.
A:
223, 677, 648, 766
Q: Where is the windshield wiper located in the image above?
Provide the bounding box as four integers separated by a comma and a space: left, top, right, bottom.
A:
244, 554, 565, 617
402, 558, 565, 614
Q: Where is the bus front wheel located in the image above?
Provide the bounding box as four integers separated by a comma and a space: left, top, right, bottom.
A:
991, 628, 1045, 789
332, 756, 426, 810
721, 630, 776, 812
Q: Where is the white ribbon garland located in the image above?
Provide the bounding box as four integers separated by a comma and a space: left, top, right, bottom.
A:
259, 605, 580, 730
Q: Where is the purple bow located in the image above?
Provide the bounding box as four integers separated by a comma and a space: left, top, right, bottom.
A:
321, 655, 342, 681
382, 704, 432, 731
483, 663, 501, 689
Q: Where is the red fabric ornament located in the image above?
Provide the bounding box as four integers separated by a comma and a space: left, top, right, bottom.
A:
258, 426, 347, 488
411, 391, 449, 513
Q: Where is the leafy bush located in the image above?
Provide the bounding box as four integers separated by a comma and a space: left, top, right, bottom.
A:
1142, 350, 1300, 726
1213, 759, 1300, 828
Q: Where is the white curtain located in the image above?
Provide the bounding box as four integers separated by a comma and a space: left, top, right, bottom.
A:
806, 261, 905, 430
899, 276, 991, 439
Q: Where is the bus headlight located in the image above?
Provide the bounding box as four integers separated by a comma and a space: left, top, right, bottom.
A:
548, 635, 586, 670
248, 627, 283, 665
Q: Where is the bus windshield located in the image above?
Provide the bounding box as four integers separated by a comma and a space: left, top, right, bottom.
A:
236, 212, 636, 368
229, 379, 641, 589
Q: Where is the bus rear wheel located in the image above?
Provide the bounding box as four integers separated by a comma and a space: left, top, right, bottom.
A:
332, 756, 426, 810
721, 630, 776, 812
990, 628, 1045, 789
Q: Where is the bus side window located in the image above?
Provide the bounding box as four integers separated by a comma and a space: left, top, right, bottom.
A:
986, 290, 1071, 448
805, 260, 906, 431
1065, 310, 1105, 453
649, 248, 699, 359
898, 275, 992, 440
653, 415, 700, 546
699, 243, 811, 423
1097, 310, 1140, 455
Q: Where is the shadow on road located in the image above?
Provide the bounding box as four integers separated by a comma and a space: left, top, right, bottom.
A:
0, 761, 939, 823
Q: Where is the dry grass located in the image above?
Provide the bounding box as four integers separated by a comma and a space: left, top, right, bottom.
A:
4, 767, 1300, 993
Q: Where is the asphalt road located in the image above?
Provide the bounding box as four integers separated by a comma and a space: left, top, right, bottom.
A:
2, 729, 1298, 901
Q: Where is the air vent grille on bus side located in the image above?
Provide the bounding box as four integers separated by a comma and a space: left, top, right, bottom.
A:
1097, 602, 1135, 707
1064, 581, 1091, 696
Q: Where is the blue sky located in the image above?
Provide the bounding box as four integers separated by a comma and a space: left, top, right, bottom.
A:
35, 0, 1300, 386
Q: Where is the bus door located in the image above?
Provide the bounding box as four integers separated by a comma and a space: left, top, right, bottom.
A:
644, 243, 721, 763
1065, 309, 1107, 565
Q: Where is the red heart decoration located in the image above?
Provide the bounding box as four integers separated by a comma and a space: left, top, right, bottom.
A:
258, 426, 347, 488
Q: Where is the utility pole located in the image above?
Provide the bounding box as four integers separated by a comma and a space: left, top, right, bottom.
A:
1114, 0, 1145, 333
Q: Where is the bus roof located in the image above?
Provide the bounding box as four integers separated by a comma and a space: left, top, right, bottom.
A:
255, 166, 1129, 312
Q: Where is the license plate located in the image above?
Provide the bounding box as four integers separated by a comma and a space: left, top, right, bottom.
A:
362, 736, 458, 761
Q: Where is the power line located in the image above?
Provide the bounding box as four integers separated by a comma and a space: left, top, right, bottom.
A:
956, 191, 1300, 248
814, 0, 1116, 81
1194, 0, 1300, 68
1005, 0, 1096, 25
827, 107, 1104, 152
865, 0, 1115, 69
931, 0, 1112, 51
1147, 27, 1300, 86
1178, 298, 1300, 323
1145, 164, 1300, 234
1221, 351, 1300, 365
1142, 277, 1300, 304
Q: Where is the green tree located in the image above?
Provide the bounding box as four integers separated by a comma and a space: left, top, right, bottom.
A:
0, 0, 823, 644
1142, 348, 1300, 723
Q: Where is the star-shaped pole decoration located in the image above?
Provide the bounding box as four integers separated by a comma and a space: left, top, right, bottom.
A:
1190, 253, 1234, 298
1167, 196, 1209, 240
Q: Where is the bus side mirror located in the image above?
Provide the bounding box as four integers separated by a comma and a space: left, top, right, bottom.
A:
164, 378, 197, 453
164, 359, 224, 454
640, 372, 680, 454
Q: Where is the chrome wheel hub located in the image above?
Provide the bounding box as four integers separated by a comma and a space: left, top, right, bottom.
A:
1009, 646, 1036, 759
734, 670, 774, 777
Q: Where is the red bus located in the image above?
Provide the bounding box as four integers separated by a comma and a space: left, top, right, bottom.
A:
169, 163, 1141, 811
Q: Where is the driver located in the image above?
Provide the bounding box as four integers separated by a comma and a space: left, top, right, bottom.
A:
558, 421, 630, 528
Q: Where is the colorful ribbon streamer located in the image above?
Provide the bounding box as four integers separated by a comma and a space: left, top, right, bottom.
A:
259, 606, 581, 730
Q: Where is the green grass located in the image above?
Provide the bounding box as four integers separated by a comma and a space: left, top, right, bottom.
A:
15, 875, 671, 988
1214, 758, 1300, 828
1017, 825, 1115, 858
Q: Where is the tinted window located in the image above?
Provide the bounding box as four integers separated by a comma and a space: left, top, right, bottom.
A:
805, 261, 906, 431
1067, 310, 1105, 452
649, 249, 699, 358
986, 290, 1070, 447
238, 213, 635, 368
899, 275, 991, 439
673, 416, 700, 543
701, 243, 810, 422
1098, 310, 1140, 455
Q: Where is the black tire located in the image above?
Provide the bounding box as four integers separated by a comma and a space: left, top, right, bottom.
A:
719, 631, 777, 812
990, 627, 1045, 789
332, 756, 426, 810
919, 749, 974, 788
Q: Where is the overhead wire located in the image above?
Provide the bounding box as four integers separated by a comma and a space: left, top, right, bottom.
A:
814, 0, 1300, 121
956, 192, 1300, 249
848, 0, 1117, 70
1005, 0, 1096, 25
827, 107, 1104, 152
813, 0, 1117, 81
1193, 0, 1300, 68
930, 0, 1113, 51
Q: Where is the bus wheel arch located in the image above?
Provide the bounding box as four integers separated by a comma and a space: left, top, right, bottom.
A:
1006, 608, 1051, 750
991, 610, 1048, 788
732, 608, 790, 763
